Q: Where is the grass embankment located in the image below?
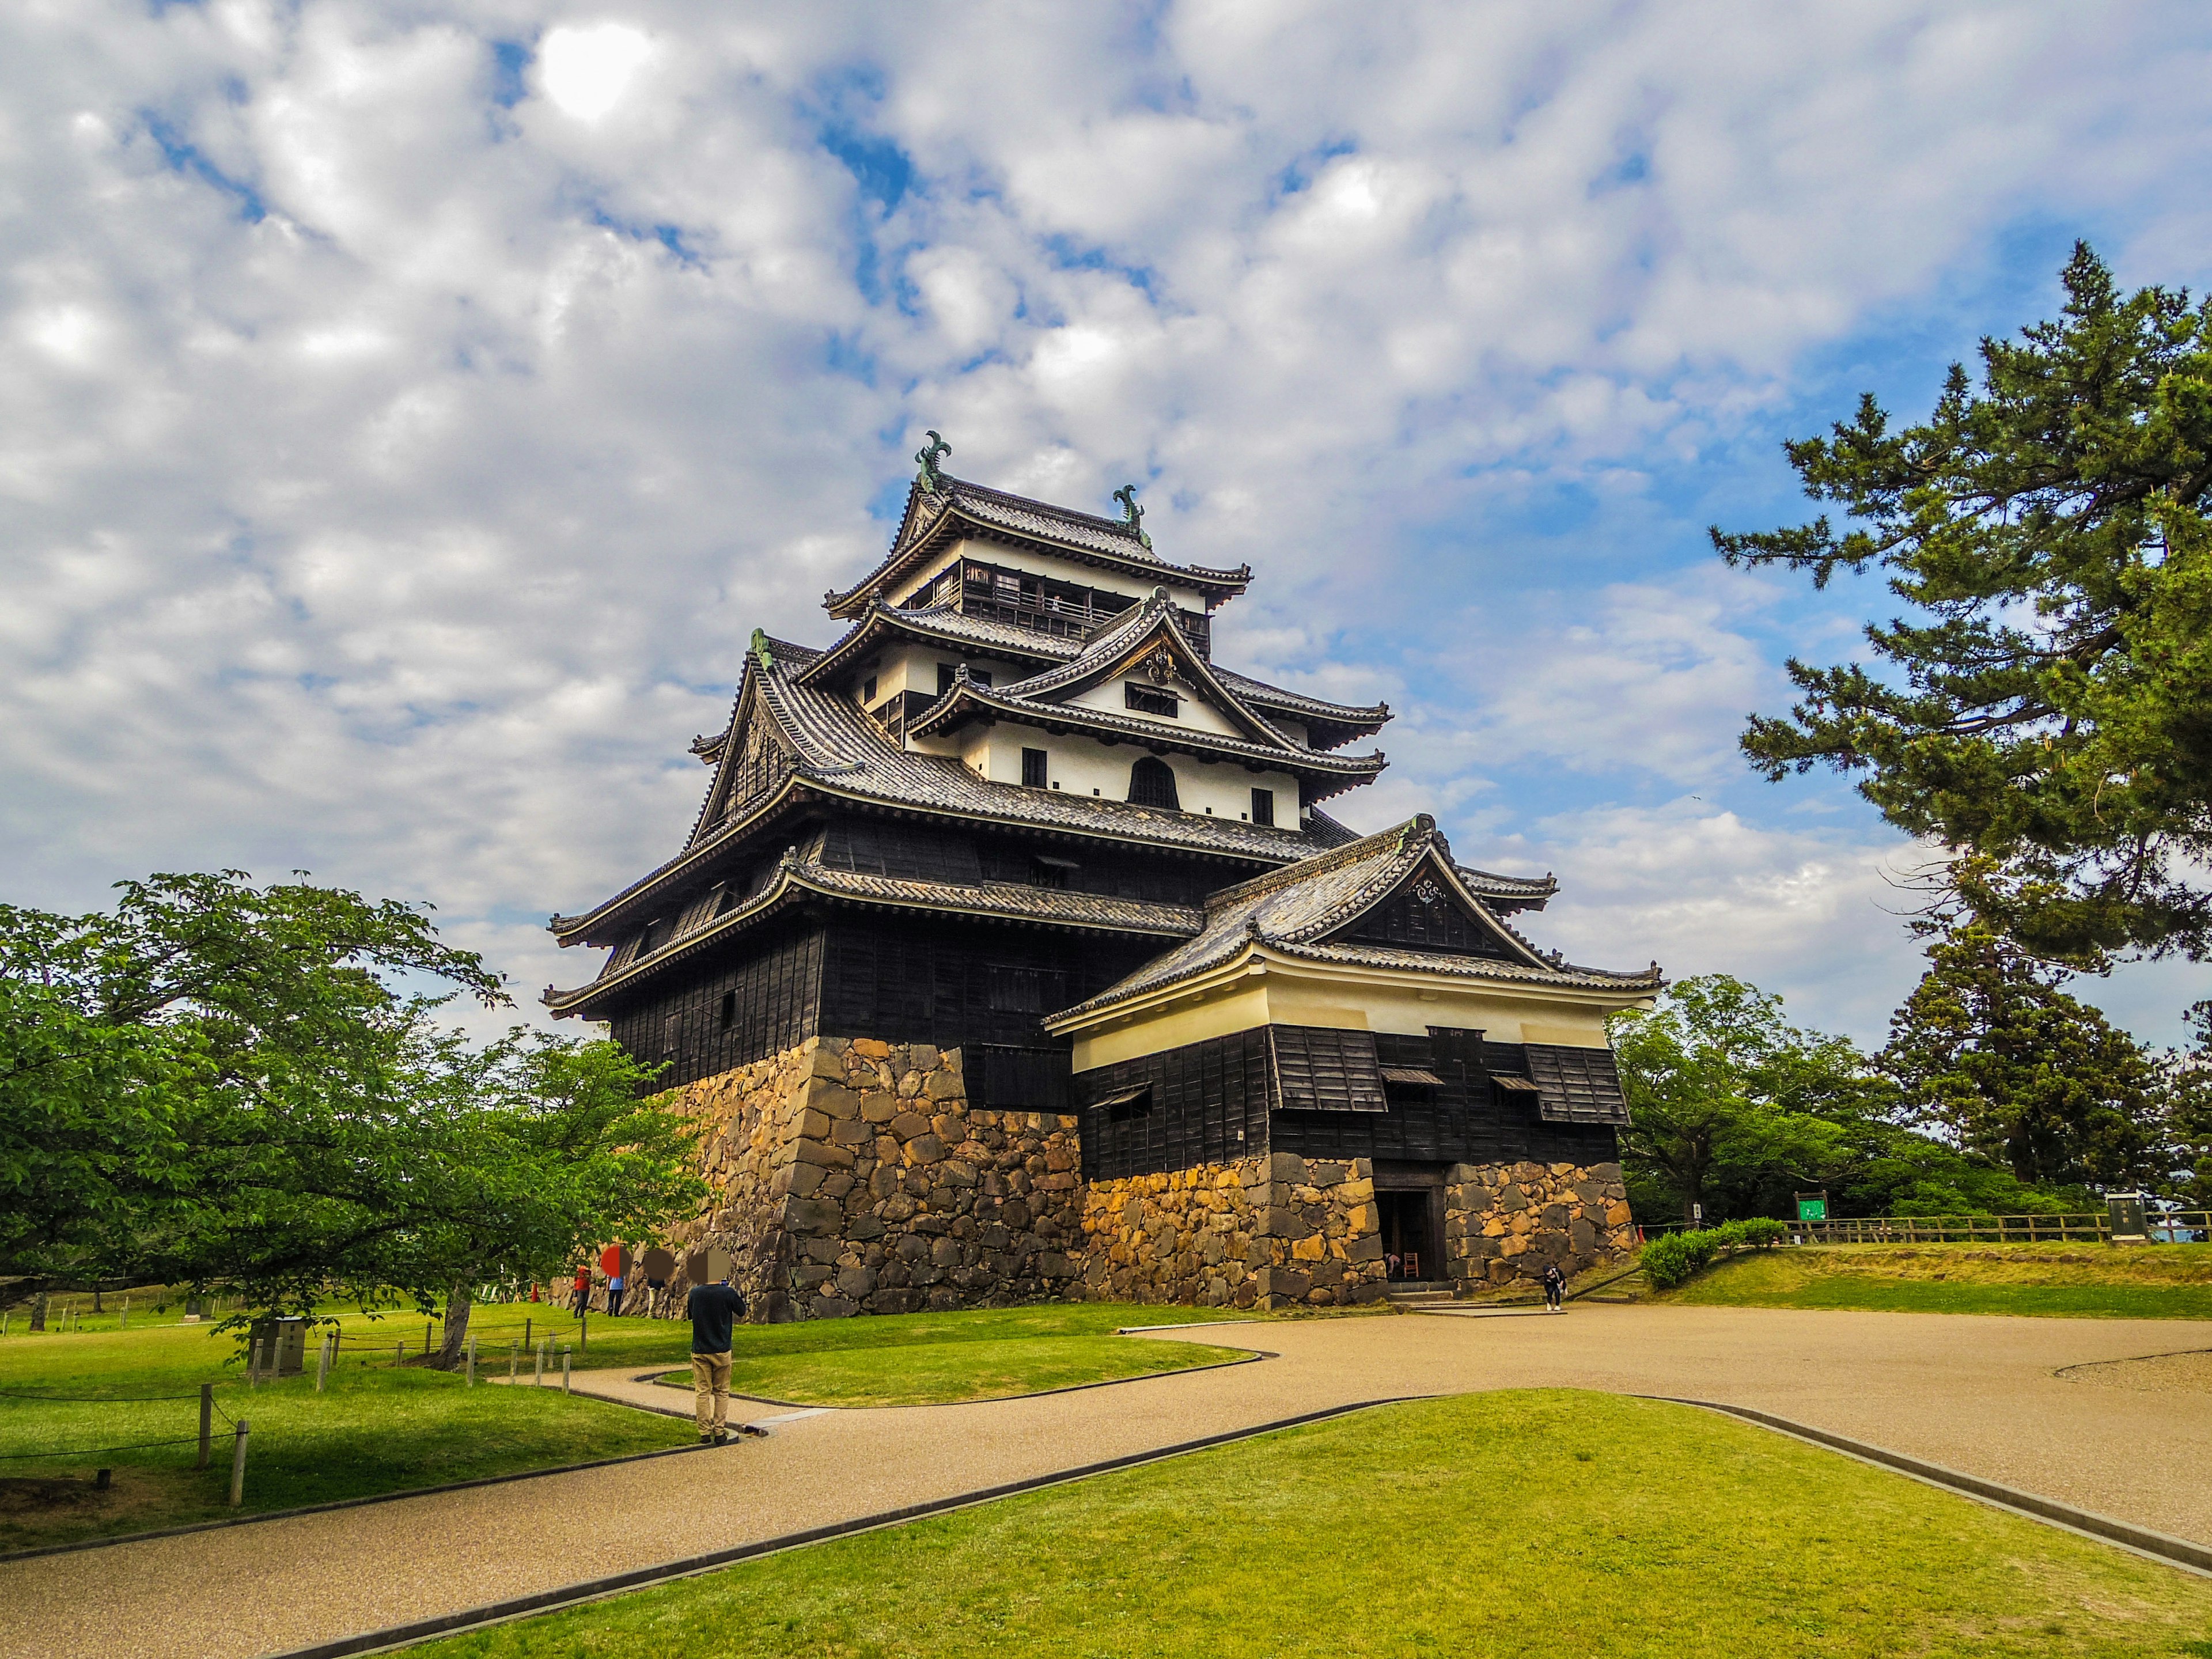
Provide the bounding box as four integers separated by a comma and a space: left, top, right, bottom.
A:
1666, 1241, 2212, 1319
653, 1305, 1257, 1407
415, 1389, 2212, 1659
0, 1301, 1255, 1551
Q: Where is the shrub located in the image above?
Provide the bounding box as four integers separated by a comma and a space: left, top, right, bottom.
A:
1638, 1218, 1789, 1289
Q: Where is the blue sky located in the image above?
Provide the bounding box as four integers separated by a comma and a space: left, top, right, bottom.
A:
2, 2, 2207, 1047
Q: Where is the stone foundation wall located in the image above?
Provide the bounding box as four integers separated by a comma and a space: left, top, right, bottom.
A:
1444, 1160, 1634, 1291
649, 1039, 1084, 1320
634, 1048, 1630, 1319
1076, 1153, 1395, 1309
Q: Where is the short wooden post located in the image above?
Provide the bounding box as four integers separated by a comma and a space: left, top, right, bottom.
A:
228, 1421, 249, 1508
508, 1338, 518, 1381
120, 1296, 129, 1331
578, 1312, 587, 1354
533, 1339, 545, 1387
523, 1316, 533, 1350
562, 1348, 571, 1394
247, 1338, 260, 1389
316, 1332, 331, 1392
396, 1342, 406, 1368
198, 1384, 213, 1469
465, 1336, 476, 1387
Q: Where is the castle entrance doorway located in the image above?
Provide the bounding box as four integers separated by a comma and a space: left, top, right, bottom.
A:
1376, 1190, 1438, 1282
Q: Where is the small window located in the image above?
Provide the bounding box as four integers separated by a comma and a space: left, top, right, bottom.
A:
660, 1012, 681, 1059
1126, 683, 1179, 718
1021, 747, 1048, 789
987, 964, 1067, 1013
638, 916, 669, 955
717, 990, 736, 1029
862, 676, 877, 703
1029, 854, 1078, 889
1251, 787, 1275, 827
1128, 756, 1180, 809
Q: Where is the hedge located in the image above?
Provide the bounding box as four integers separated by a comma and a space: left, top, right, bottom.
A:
1638, 1217, 1791, 1290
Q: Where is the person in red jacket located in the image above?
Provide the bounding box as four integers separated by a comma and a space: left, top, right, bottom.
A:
573, 1266, 591, 1315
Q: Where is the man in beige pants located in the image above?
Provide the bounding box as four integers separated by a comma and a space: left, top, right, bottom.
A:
685, 1274, 747, 1442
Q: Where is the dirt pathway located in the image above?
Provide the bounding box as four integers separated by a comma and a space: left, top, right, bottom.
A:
2, 1305, 2206, 1659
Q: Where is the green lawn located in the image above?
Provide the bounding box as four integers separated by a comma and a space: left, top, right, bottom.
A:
412, 1389, 2212, 1659
0, 1300, 1255, 1552
654, 1332, 1252, 1407
1668, 1242, 2212, 1319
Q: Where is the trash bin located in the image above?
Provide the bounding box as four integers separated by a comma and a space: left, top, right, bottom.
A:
247, 1317, 309, 1376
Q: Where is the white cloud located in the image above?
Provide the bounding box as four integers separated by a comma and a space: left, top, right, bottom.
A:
2, 1, 2208, 1044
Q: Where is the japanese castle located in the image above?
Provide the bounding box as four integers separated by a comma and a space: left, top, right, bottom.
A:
547, 442, 1660, 1315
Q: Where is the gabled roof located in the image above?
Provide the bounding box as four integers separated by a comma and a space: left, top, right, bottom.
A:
826, 476, 1251, 620
994, 589, 1287, 741
546, 853, 1205, 1017
548, 635, 1366, 948
1045, 815, 1662, 1028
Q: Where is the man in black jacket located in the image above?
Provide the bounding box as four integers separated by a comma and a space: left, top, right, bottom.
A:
686, 1273, 748, 1442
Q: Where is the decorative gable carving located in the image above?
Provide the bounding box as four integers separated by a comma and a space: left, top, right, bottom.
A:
1338, 861, 1520, 959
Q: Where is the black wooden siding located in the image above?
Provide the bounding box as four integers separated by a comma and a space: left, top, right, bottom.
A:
1073, 1025, 1620, 1180
816, 816, 1225, 907
1343, 879, 1517, 958
1075, 1029, 1275, 1181
605, 919, 825, 1090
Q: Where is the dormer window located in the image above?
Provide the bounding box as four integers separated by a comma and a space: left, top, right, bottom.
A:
1126, 683, 1179, 718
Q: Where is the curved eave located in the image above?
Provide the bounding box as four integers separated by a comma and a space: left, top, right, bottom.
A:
549, 761, 1330, 950
826, 506, 1251, 620
1043, 941, 1665, 1037
794, 604, 1075, 691
908, 687, 1386, 786
547, 862, 1202, 1017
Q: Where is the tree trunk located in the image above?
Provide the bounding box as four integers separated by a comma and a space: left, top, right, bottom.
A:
29, 1291, 47, 1332
434, 1282, 472, 1370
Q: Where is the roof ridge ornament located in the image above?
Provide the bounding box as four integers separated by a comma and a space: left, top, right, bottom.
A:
749, 628, 776, 671
1112, 483, 1153, 550
915, 430, 952, 495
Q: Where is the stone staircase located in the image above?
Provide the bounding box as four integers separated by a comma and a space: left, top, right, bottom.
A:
1383, 1282, 1458, 1306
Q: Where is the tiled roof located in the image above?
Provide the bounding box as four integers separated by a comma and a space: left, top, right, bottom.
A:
549, 646, 1359, 945
547, 855, 1203, 1014
827, 476, 1250, 618
794, 602, 1081, 694
1210, 666, 1390, 735
1046, 816, 1662, 1025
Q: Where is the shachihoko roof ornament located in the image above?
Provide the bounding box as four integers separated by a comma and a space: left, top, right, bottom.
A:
915, 429, 952, 495
1112, 482, 1152, 550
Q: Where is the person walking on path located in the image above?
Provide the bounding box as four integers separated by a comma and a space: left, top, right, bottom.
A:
573, 1266, 590, 1315
1541, 1261, 1567, 1313
686, 1273, 747, 1444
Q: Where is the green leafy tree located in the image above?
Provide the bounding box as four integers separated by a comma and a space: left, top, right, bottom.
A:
2154, 1001, 2212, 1207
1610, 976, 1861, 1222
0, 873, 706, 1357
1713, 244, 2212, 960
1881, 892, 2159, 1189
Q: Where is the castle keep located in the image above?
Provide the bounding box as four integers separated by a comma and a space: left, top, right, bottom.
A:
546, 449, 1660, 1316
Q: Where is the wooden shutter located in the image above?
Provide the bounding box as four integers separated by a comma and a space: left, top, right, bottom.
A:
1268, 1026, 1387, 1113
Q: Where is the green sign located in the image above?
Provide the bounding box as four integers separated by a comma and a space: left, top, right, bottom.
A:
1796, 1197, 1828, 1222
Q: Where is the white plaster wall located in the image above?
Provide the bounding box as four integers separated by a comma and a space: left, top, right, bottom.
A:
854, 643, 1024, 706
888, 538, 1207, 615
950, 718, 1298, 823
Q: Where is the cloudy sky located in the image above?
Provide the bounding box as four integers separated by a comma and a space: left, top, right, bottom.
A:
5, 1, 2207, 1047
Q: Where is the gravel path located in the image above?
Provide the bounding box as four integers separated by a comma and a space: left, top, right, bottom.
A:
3, 1304, 2205, 1659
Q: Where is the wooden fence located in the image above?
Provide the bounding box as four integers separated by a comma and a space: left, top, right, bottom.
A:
1797, 1211, 2211, 1245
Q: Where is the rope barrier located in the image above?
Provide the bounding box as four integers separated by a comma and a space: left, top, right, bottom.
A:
0, 1435, 208, 1460
0, 1387, 223, 1403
